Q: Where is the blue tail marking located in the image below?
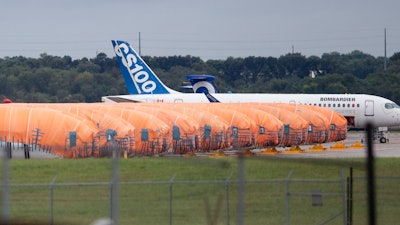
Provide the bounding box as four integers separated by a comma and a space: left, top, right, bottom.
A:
112, 40, 172, 94
204, 93, 220, 103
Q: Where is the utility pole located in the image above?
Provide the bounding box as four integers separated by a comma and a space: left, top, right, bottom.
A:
291, 45, 294, 75
384, 28, 387, 70
139, 32, 141, 56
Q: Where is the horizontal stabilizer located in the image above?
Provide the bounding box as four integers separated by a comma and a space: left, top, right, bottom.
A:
186, 75, 216, 82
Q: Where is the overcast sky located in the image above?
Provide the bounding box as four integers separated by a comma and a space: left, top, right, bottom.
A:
1, 0, 399, 60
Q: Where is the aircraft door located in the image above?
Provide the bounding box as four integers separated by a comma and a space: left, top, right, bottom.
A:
365, 100, 374, 116
174, 99, 184, 103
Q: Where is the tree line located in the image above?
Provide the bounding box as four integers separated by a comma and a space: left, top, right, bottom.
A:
1, 50, 400, 103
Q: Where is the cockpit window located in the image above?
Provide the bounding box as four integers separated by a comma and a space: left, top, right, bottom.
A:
385, 103, 400, 109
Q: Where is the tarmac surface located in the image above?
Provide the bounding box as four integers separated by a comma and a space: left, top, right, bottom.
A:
0, 143, 62, 159
1, 131, 399, 159
257, 131, 400, 158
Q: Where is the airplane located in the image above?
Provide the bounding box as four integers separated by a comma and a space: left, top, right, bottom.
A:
103, 40, 400, 142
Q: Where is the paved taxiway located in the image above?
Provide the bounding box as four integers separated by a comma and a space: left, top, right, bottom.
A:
2, 131, 400, 159
270, 131, 400, 158
0, 145, 62, 159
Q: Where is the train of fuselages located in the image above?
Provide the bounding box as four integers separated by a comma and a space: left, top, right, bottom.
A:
0, 102, 347, 158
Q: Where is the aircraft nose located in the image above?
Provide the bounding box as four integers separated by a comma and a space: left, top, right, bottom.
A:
395, 110, 400, 125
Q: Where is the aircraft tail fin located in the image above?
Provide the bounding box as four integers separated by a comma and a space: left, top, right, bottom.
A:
111, 40, 179, 94
186, 75, 219, 94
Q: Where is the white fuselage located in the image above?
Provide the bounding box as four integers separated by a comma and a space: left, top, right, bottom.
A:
102, 93, 400, 129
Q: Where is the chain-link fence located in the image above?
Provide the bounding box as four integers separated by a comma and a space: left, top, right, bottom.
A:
1, 126, 400, 224
3, 167, 398, 225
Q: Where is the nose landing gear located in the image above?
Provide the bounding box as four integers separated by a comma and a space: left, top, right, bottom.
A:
375, 127, 388, 143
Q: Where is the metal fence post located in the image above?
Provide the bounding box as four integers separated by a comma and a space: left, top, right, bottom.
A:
225, 172, 233, 225
366, 124, 376, 225
1, 143, 10, 224
340, 169, 347, 225
285, 170, 293, 225
237, 149, 245, 225
110, 144, 120, 225
169, 173, 176, 225
347, 167, 353, 225
49, 176, 57, 225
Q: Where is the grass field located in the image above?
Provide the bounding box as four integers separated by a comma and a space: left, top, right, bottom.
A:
1, 156, 399, 225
